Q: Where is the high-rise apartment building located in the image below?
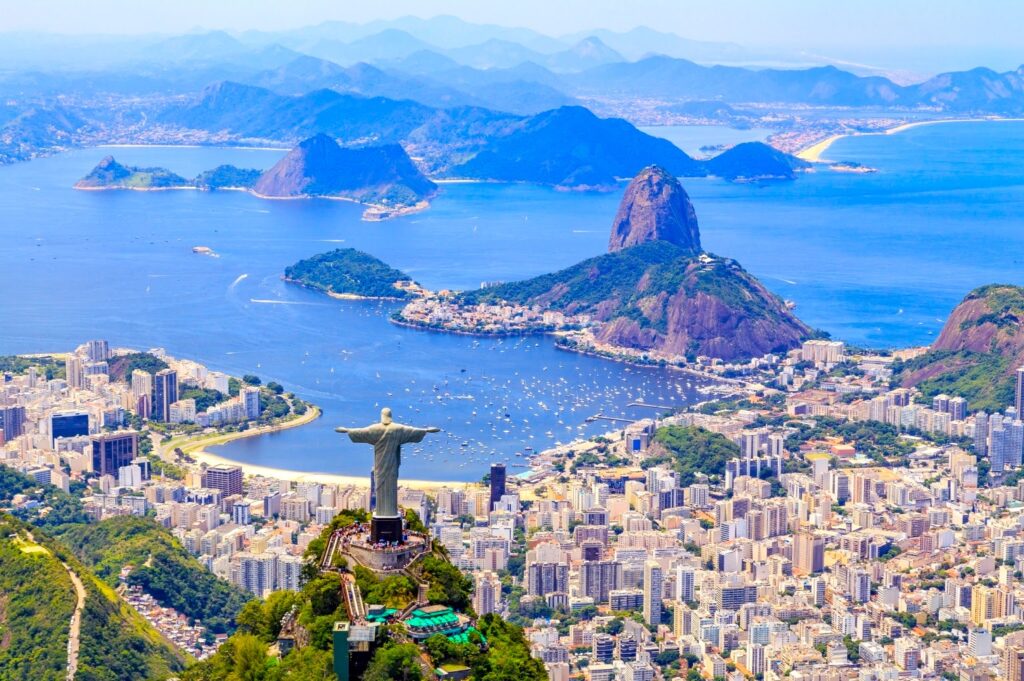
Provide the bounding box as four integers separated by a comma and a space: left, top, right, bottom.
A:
91, 431, 139, 476
793, 533, 825, 576
153, 369, 178, 422
489, 463, 506, 511
205, 464, 243, 496
642, 561, 663, 626
473, 570, 502, 616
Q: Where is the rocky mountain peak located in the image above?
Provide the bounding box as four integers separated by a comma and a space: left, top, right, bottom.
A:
607, 165, 701, 254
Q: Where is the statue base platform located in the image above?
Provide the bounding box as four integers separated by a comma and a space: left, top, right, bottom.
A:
333, 524, 430, 574
371, 515, 403, 544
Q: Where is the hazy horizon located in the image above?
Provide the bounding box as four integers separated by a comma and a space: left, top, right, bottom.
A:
0, 0, 1014, 47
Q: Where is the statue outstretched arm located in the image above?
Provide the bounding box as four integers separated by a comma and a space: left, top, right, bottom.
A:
337, 425, 382, 444
394, 424, 440, 444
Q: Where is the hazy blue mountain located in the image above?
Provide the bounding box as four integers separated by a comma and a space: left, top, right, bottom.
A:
247, 54, 350, 92
561, 27, 799, 64
305, 29, 435, 65
161, 81, 449, 142
910, 66, 1024, 113
570, 57, 902, 105
468, 81, 579, 115
371, 58, 573, 114
445, 38, 548, 70
247, 56, 480, 108
568, 56, 1024, 112
375, 50, 464, 75
703, 142, 810, 181
446, 36, 622, 72
0, 104, 86, 162
358, 15, 568, 52
244, 55, 575, 115
148, 30, 248, 62
544, 37, 625, 72
449, 106, 706, 187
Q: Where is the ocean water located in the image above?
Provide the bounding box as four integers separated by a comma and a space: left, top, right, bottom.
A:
2, 121, 1023, 479
639, 125, 772, 156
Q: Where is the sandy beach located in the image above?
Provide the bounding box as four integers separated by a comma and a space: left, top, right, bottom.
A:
187, 447, 474, 492
796, 134, 845, 162
796, 117, 1024, 162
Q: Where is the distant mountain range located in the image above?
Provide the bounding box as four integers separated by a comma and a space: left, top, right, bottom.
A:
4, 18, 1024, 171
156, 85, 806, 188
3, 17, 1024, 112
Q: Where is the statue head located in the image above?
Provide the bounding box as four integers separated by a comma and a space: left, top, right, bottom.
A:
380, 407, 393, 425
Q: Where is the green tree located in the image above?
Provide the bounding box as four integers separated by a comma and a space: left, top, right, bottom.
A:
227, 634, 269, 681
364, 643, 423, 681
650, 426, 740, 485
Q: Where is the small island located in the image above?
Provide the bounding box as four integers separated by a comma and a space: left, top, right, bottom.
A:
74, 156, 261, 192
74, 134, 439, 220
284, 248, 427, 300
74, 156, 193, 190
829, 161, 878, 174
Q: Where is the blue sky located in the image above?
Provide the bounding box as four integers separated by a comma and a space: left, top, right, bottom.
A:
1, 0, 1020, 51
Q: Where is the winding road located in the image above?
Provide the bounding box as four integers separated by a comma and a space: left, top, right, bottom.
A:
63, 561, 86, 681
23, 531, 86, 680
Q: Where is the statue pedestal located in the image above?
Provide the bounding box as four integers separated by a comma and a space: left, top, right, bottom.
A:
370, 515, 403, 544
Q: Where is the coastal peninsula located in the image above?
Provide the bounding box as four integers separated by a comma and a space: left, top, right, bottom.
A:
393, 165, 811, 362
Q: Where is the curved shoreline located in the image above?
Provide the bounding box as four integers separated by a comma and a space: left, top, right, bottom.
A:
162, 406, 473, 491
796, 117, 1024, 162
389, 315, 548, 338
160, 404, 322, 461
282, 277, 415, 302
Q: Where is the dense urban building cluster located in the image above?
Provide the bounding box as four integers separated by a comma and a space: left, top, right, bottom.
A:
8, 335, 1024, 681
412, 339, 1024, 681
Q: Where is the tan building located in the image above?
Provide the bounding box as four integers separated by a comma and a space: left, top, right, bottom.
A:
793, 532, 824, 576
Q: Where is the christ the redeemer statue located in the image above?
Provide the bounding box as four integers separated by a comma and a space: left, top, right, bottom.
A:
336, 407, 439, 543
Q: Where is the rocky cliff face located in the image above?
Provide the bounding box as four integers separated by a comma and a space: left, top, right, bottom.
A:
253, 133, 437, 207
897, 284, 1024, 411
594, 257, 810, 360
931, 285, 1024, 356
607, 165, 701, 254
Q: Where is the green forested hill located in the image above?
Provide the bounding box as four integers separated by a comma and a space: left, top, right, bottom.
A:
285, 248, 416, 299
457, 240, 810, 361
897, 284, 1024, 412
0, 516, 77, 681
0, 514, 186, 681
56, 516, 252, 635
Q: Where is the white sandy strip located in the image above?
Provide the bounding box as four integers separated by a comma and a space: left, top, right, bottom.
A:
796, 117, 1024, 162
